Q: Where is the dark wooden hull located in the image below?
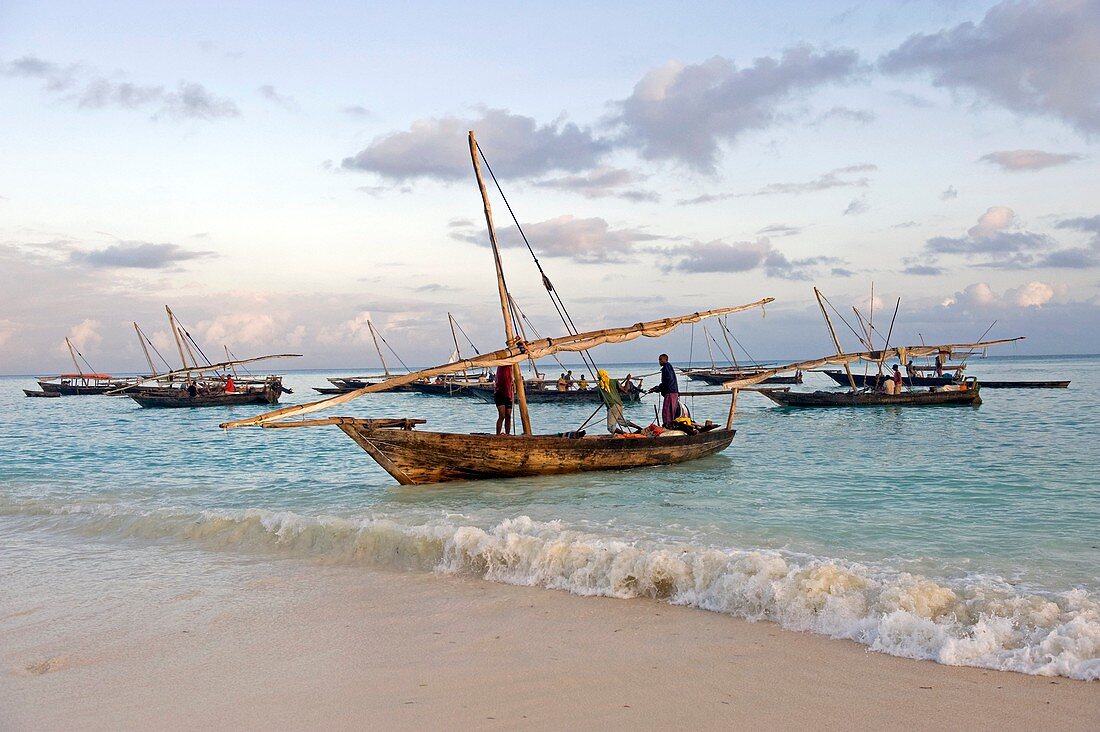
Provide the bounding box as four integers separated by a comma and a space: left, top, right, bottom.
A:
758, 386, 981, 408
324, 378, 422, 394
37, 380, 134, 395
24, 389, 60, 398
334, 421, 735, 485
822, 370, 1069, 389
978, 380, 1070, 389
463, 384, 645, 405
129, 388, 281, 408
687, 370, 802, 385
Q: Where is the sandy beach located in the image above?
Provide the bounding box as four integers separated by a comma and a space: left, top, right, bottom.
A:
3, 550, 1096, 732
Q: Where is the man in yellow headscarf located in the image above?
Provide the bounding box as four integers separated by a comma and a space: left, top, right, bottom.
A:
597, 369, 631, 434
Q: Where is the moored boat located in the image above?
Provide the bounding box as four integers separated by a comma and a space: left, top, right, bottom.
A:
23, 388, 61, 398
129, 378, 283, 408
821, 370, 1069, 389
756, 381, 981, 408
317, 417, 733, 484
685, 368, 802, 385
37, 373, 137, 395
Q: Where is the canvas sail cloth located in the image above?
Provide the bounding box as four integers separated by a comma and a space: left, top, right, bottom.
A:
220, 299, 774, 429
718, 337, 1025, 390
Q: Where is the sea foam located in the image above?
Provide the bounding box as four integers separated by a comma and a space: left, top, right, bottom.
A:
4, 498, 1098, 680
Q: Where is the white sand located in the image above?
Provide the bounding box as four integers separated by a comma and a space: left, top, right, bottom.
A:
2, 559, 1096, 731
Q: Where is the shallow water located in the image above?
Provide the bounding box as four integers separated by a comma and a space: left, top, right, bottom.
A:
2, 356, 1098, 679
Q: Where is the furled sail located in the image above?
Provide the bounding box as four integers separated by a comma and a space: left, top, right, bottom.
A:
221, 299, 774, 429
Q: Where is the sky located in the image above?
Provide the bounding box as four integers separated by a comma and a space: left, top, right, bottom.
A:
2, 0, 1099, 374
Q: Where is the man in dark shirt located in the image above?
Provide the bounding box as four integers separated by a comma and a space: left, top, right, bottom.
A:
647, 354, 680, 426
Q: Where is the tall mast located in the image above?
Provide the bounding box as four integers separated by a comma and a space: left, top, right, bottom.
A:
367, 320, 390, 377
469, 130, 531, 435
814, 287, 857, 390
166, 306, 189, 370
134, 322, 157, 376
65, 337, 83, 375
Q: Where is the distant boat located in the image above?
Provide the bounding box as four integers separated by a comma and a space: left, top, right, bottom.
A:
128, 377, 284, 408
684, 368, 802, 385
717, 287, 1023, 409
36, 338, 138, 395
757, 380, 981, 408
23, 388, 60, 398
461, 380, 645, 405
37, 373, 136, 395
820, 370, 1068, 390
116, 308, 300, 408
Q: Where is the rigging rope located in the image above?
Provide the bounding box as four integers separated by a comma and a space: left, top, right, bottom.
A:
819, 292, 870, 349
721, 319, 761, 368
474, 142, 599, 380
374, 328, 413, 373
137, 325, 175, 372
71, 344, 95, 373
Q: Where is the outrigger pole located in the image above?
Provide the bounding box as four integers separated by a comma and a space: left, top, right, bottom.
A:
469, 129, 532, 435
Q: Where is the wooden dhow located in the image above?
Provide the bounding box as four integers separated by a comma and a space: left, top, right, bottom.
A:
36, 338, 139, 395
820, 370, 1069, 390
222, 131, 773, 485
722, 341, 1023, 407
716, 286, 1023, 409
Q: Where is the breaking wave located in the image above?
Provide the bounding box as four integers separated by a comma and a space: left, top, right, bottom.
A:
4, 497, 1098, 681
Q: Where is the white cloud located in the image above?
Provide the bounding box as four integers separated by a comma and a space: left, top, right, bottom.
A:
881, 0, 1100, 134
316, 311, 375, 346
979, 149, 1083, 171
453, 215, 661, 264
341, 108, 610, 181
942, 280, 1066, 309
610, 47, 862, 171
64, 318, 103, 354
197, 312, 279, 348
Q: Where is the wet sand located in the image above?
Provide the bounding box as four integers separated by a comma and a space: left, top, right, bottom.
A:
2, 559, 1096, 731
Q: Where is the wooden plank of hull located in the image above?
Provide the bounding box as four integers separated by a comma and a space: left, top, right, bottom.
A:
758, 387, 981, 407
335, 422, 735, 485
823, 370, 1070, 389
24, 389, 60, 398
129, 389, 281, 408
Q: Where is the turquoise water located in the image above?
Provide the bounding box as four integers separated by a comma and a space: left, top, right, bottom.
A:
2, 356, 1098, 679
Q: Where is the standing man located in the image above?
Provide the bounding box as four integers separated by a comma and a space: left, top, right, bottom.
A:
494, 364, 515, 435
648, 354, 680, 426
597, 369, 632, 434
